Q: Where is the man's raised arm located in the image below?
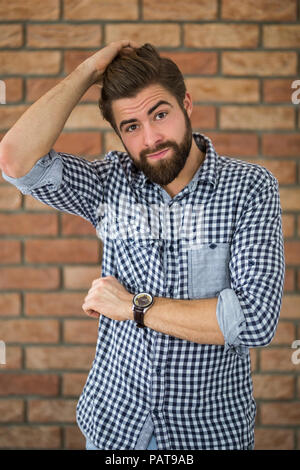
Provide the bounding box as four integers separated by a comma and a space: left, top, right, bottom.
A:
0, 40, 137, 178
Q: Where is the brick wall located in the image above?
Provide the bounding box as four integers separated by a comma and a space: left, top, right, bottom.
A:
0, 0, 299, 450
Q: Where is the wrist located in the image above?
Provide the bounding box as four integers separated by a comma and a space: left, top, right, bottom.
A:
75, 60, 102, 88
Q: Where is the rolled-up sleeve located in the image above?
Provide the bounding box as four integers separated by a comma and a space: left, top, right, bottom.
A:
2, 149, 107, 228
2, 149, 63, 194
216, 173, 285, 356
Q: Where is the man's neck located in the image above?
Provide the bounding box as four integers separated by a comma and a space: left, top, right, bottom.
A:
162, 139, 205, 198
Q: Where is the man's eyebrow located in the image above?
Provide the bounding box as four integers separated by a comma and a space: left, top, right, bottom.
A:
119, 100, 173, 132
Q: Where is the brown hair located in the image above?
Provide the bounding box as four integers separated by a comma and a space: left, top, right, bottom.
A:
98, 43, 187, 133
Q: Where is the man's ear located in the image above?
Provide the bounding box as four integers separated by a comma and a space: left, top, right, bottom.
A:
183, 91, 193, 118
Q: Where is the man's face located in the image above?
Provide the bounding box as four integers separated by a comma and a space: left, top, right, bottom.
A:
111, 84, 193, 186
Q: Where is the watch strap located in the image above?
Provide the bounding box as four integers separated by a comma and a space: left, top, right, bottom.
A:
133, 306, 146, 328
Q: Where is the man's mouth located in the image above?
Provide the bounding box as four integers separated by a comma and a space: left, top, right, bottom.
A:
147, 148, 169, 160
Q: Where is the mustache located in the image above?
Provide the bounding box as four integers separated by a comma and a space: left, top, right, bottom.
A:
140, 141, 178, 159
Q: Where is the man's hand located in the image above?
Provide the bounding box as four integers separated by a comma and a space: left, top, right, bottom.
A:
82, 276, 133, 321
81, 39, 139, 84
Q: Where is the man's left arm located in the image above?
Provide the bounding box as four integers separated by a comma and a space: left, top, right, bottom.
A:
82, 275, 223, 345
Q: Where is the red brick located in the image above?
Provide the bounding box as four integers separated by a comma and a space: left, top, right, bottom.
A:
144, 0, 217, 20
0, 51, 61, 75
1, 319, 59, 343
250, 159, 296, 185
0, 267, 59, 290
0, 399, 24, 422
25, 239, 100, 264
64, 0, 138, 20
186, 78, 259, 103
220, 106, 295, 130
61, 214, 96, 235
26, 78, 61, 102
0, 347, 22, 370
28, 399, 77, 423
0, 240, 21, 264
0, 185, 22, 210
64, 320, 98, 344
63, 266, 102, 289
0, 0, 59, 20
254, 428, 294, 450
0, 213, 58, 236
222, 0, 297, 21
262, 134, 300, 157
161, 51, 217, 75
27, 24, 102, 48
64, 50, 95, 74
279, 188, 300, 211
272, 321, 295, 345
0, 24, 23, 48
264, 25, 300, 48
1, 78, 23, 103
263, 79, 295, 103
54, 132, 102, 157
0, 293, 21, 316
185, 24, 258, 48
284, 241, 300, 265
25, 292, 86, 317
284, 268, 295, 292
65, 104, 110, 130
190, 106, 216, 130
207, 132, 259, 157
222, 52, 297, 77
281, 295, 300, 319
26, 346, 95, 370
253, 374, 294, 399
261, 402, 300, 425
64, 425, 85, 450
24, 196, 57, 211
105, 23, 181, 47
0, 373, 59, 396
62, 373, 87, 396
0, 425, 61, 449
260, 348, 299, 372
282, 214, 295, 238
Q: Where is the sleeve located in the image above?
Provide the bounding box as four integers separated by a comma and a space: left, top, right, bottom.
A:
2, 149, 110, 228
216, 172, 285, 357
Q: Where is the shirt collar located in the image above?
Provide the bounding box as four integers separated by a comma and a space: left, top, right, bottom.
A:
130, 132, 219, 190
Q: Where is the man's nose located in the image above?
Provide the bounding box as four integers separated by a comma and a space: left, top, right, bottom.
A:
142, 123, 163, 149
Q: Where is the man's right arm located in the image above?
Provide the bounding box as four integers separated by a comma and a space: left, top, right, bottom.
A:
0, 40, 137, 178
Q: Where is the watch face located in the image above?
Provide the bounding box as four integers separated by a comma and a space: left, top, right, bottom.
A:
134, 293, 152, 308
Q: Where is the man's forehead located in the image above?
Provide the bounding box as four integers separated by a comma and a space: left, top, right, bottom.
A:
112, 84, 175, 120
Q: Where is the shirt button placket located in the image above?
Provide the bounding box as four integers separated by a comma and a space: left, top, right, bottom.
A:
151, 336, 168, 433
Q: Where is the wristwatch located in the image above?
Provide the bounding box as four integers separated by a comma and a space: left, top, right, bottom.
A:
132, 292, 154, 328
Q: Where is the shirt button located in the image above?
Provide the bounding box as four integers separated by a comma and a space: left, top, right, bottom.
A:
169, 288, 174, 296
156, 367, 161, 375
169, 245, 174, 252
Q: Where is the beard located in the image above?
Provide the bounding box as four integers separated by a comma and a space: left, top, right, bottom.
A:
124, 109, 193, 186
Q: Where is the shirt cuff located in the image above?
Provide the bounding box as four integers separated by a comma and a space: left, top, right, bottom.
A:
216, 288, 248, 358
1, 149, 63, 195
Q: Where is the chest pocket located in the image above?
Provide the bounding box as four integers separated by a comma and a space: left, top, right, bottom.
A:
188, 243, 231, 299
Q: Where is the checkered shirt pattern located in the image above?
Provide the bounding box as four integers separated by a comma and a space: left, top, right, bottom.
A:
4, 133, 285, 450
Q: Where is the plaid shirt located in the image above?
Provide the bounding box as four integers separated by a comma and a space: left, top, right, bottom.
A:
3, 133, 285, 450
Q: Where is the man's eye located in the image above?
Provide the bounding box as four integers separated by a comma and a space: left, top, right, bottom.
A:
126, 124, 138, 133
155, 111, 168, 120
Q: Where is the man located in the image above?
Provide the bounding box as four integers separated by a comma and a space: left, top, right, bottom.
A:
0, 41, 285, 450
